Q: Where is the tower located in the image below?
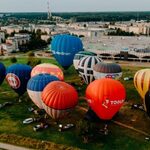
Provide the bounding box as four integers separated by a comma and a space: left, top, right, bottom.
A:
47, 0, 52, 20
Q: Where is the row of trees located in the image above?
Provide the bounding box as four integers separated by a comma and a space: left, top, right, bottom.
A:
108, 28, 135, 36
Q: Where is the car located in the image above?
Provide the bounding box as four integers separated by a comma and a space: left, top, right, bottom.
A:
0, 101, 13, 109
23, 118, 37, 124
33, 123, 49, 131
58, 124, 75, 132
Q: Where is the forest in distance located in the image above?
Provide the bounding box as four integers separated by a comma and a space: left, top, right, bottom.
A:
1, 11, 150, 22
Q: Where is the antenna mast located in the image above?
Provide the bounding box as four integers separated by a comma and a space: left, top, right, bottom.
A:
47, 0, 52, 20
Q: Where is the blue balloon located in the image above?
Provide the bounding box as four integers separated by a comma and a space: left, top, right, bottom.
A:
51, 34, 83, 69
27, 74, 59, 109
0, 62, 6, 85
6, 64, 32, 96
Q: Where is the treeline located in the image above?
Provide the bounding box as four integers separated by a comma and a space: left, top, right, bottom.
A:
108, 28, 135, 36
5, 11, 150, 22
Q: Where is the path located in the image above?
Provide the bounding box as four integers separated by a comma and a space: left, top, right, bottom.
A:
0, 142, 34, 150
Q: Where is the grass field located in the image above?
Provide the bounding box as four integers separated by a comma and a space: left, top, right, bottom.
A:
0, 56, 150, 150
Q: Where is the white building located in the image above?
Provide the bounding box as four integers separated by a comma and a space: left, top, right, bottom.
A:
1, 25, 23, 34
0, 42, 18, 53
0, 31, 5, 43
6, 34, 30, 46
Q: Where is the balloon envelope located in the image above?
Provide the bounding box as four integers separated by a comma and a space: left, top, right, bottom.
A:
73, 51, 97, 71
31, 63, 64, 81
27, 74, 59, 109
86, 78, 126, 120
134, 69, 150, 112
51, 34, 83, 69
0, 62, 6, 85
93, 62, 122, 80
42, 81, 78, 120
6, 64, 32, 96
78, 56, 102, 84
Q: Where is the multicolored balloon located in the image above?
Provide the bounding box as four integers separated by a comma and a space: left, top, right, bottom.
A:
0, 62, 6, 85
78, 56, 102, 84
31, 63, 64, 81
86, 78, 126, 120
93, 62, 122, 80
134, 69, 150, 115
6, 64, 32, 96
73, 51, 97, 71
51, 34, 83, 69
42, 81, 78, 120
27, 74, 59, 109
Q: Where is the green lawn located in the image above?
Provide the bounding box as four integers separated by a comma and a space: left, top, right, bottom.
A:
0, 57, 150, 150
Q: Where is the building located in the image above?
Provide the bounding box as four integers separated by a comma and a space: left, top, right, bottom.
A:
41, 35, 51, 42
0, 42, 18, 53
0, 31, 5, 43
1, 25, 23, 34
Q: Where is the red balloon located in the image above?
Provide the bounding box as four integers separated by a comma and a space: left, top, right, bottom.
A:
42, 81, 78, 120
86, 78, 126, 120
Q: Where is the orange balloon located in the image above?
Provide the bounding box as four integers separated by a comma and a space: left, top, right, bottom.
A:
31, 63, 64, 81
86, 78, 126, 120
42, 81, 78, 120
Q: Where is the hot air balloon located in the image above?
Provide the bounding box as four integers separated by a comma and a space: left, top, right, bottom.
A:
0, 62, 6, 85
27, 74, 59, 109
86, 78, 126, 120
73, 51, 97, 71
93, 62, 122, 80
31, 63, 64, 81
134, 69, 150, 116
42, 81, 78, 120
78, 56, 102, 84
6, 64, 32, 96
51, 34, 83, 69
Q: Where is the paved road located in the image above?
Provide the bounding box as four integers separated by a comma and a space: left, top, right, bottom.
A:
0, 142, 34, 150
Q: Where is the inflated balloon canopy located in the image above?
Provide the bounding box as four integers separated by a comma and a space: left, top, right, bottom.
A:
51, 34, 83, 69
86, 78, 126, 120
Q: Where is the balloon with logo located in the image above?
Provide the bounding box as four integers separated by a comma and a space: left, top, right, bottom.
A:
73, 51, 97, 71
86, 78, 126, 120
27, 74, 59, 109
6, 64, 32, 96
42, 81, 78, 120
51, 34, 83, 70
78, 56, 102, 84
134, 69, 150, 116
0, 62, 6, 85
93, 62, 122, 80
31, 63, 64, 81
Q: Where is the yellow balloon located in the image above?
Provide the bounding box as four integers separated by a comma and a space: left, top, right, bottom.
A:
134, 69, 150, 100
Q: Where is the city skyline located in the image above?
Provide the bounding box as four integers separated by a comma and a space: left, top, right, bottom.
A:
0, 0, 150, 12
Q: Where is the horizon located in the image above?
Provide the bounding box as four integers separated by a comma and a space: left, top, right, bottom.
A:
1, 10, 150, 13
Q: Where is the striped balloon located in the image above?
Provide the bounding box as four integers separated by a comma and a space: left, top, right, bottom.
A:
73, 51, 97, 71
27, 74, 59, 109
78, 56, 102, 84
31, 63, 64, 81
134, 69, 150, 116
42, 81, 78, 120
134, 69, 150, 100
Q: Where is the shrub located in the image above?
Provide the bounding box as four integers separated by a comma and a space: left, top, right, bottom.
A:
27, 51, 35, 57
10, 57, 17, 63
27, 57, 41, 67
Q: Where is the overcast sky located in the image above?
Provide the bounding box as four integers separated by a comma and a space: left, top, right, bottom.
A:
0, 0, 150, 12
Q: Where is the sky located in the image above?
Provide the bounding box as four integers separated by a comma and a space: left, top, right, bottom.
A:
0, 0, 150, 12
